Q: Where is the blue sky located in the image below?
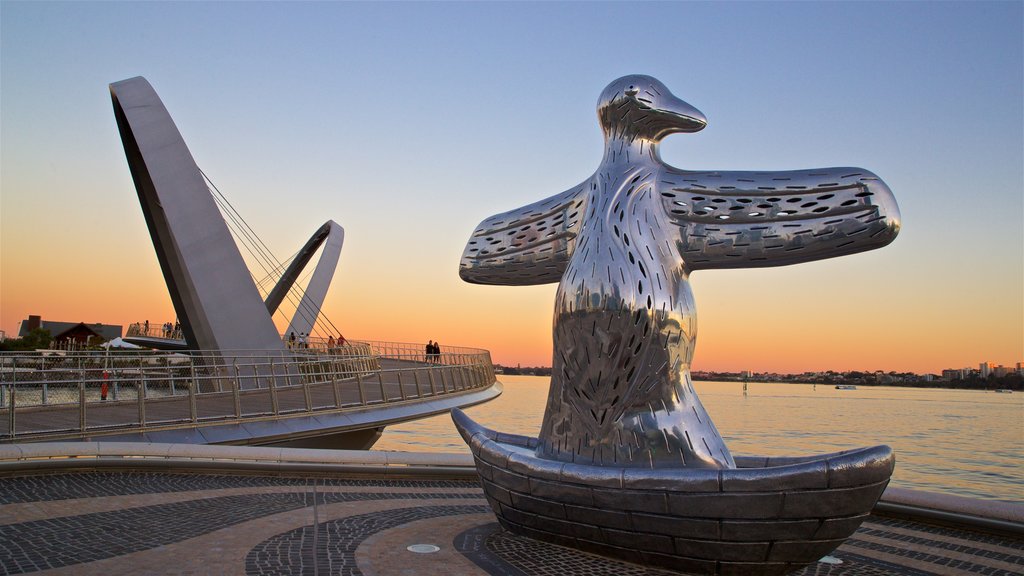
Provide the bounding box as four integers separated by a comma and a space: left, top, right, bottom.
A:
1, 1, 1021, 372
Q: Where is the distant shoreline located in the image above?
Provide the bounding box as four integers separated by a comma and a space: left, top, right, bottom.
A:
692, 376, 1022, 392
495, 367, 1022, 392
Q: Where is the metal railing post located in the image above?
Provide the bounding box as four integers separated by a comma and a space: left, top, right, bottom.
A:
79, 382, 87, 432
36, 356, 46, 405
377, 371, 387, 403
268, 364, 279, 416
413, 369, 423, 398
79, 352, 87, 401
8, 371, 16, 439
232, 362, 242, 418
189, 381, 197, 423
331, 356, 342, 408
303, 373, 313, 412
356, 372, 366, 406
396, 371, 407, 401
428, 368, 438, 396
137, 372, 146, 428
1, 357, 7, 408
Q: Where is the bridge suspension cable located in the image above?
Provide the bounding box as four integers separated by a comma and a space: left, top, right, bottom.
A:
200, 169, 344, 340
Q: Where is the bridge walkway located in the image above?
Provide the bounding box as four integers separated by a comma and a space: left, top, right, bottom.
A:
1, 345, 498, 445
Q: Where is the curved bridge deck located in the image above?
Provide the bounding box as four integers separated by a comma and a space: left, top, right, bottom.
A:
0, 342, 500, 446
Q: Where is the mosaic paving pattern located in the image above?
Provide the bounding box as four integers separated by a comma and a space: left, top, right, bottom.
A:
0, 471, 476, 504
461, 524, 679, 576
861, 517, 1024, 555
247, 505, 490, 575
0, 480, 479, 575
454, 518, 1024, 576
0, 471, 1019, 575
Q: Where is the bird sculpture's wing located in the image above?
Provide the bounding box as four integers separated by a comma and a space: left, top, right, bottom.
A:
460, 184, 588, 285
658, 167, 900, 271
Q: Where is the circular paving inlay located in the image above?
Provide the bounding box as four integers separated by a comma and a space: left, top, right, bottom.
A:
407, 544, 441, 553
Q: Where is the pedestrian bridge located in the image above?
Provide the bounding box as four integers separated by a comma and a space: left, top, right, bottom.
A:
0, 341, 500, 448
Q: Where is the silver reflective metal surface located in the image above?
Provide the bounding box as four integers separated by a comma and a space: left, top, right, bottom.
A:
264, 220, 346, 338
461, 75, 900, 469
110, 77, 284, 353
452, 408, 896, 575
111, 78, 349, 367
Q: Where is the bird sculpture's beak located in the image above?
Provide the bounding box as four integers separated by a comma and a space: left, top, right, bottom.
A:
657, 94, 707, 133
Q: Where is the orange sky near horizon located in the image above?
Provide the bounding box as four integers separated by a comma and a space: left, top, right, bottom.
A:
2, 220, 1020, 376
1, 2, 1021, 378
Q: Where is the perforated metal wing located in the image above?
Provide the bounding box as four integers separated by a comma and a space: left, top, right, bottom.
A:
459, 184, 589, 285
658, 166, 900, 270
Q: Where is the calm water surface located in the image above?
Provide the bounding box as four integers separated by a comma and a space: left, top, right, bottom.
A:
376, 376, 1023, 502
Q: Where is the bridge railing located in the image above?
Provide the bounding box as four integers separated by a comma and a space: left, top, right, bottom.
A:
291, 338, 484, 361
126, 322, 184, 340
0, 341, 496, 441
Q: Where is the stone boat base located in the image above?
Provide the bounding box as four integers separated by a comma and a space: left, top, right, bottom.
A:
452, 408, 896, 575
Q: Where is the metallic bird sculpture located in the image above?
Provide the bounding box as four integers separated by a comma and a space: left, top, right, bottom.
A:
454, 75, 900, 574
460, 75, 899, 470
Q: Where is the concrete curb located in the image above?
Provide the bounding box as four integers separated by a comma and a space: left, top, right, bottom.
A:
0, 442, 477, 478
874, 486, 1023, 536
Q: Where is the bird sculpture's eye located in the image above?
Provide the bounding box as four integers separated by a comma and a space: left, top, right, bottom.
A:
625, 85, 639, 96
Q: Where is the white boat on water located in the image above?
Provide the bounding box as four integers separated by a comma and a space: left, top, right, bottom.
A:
836, 384, 858, 390
995, 389, 1013, 393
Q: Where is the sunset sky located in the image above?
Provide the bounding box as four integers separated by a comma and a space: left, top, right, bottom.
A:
1, 2, 1021, 374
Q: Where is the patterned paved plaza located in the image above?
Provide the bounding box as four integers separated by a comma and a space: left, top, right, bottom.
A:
0, 472, 1020, 575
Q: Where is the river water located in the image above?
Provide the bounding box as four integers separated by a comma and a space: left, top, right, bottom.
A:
375, 375, 1023, 502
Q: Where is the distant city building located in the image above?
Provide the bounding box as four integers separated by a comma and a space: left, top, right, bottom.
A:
1017, 362, 1023, 375
17, 315, 122, 346
979, 362, 991, 378
993, 366, 1011, 378
941, 369, 966, 381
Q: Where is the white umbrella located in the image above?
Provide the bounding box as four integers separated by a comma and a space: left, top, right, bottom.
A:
102, 337, 142, 349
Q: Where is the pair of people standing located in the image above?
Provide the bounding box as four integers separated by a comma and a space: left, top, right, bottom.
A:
287, 332, 309, 349
425, 340, 441, 363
